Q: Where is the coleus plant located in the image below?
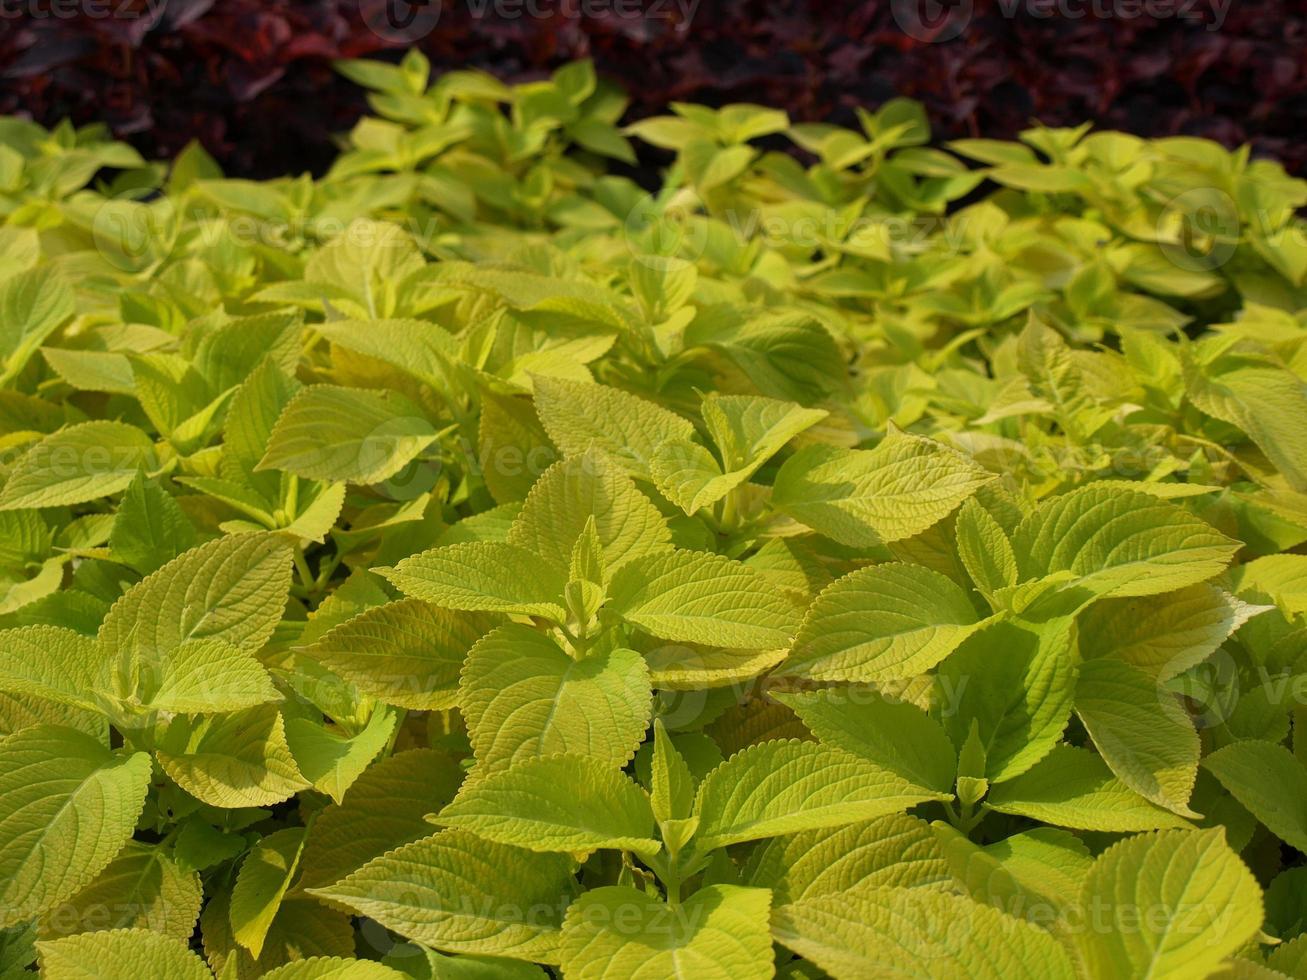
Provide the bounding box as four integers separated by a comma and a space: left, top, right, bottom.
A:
1, 49, 1307, 980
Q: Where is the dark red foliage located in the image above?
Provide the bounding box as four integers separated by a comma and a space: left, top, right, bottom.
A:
1, 0, 1304, 178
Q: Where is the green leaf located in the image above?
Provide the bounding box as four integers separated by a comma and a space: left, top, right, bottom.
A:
307, 829, 575, 964
156, 705, 309, 808
932, 822, 1091, 914
36, 842, 202, 943
606, 549, 799, 649
109, 471, 197, 575
258, 385, 438, 485
1075, 657, 1201, 817
776, 688, 957, 794
0, 725, 151, 928
260, 958, 407, 980
744, 813, 948, 903
693, 739, 949, 850
382, 542, 566, 621
296, 748, 463, 892
1074, 829, 1263, 979
130, 637, 281, 715
777, 562, 986, 682
986, 744, 1192, 832
460, 625, 651, 773
652, 393, 826, 515
771, 885, 1077, 979
772, 428, 993, 546
1079, 584, 1267, 680
0, 422, 157, 510
937, 618, 1076, 783
284, 707, 396, 804
433, 754, 659, 855
559, 885, 773, 979
1204, 740, 1307, 853
1234, 555, 1307, 621
649, 718, 696, 827
97, 532, 293, 657
36, 928, 213, 980
304, 599, 492, 711
532, 375, 693, 481
507, 451, 670, 574
1186, 348, 1307, 492
1012, 486, 1240, 600
0, 625, 104, 713
230, 827, 305, 959
955, 496, 1018, 597
0, 266, 75, 383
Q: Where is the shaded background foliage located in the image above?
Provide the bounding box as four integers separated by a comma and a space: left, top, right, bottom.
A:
1, 0, 1304, 179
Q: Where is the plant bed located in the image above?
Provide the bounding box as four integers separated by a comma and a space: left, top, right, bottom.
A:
1, 50, 1306, 979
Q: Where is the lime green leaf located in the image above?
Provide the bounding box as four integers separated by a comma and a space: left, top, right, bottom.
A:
258, 385, 438, 485
771, 885, 1077, 979
296, 748, 463, 892
1204, 740, 1307, 853
1234, 555, 1307, 621
260, 958, 407, 980
109, 471, 197, 575
0, 625, 103, 713
36, 841, 201, 943
772, 429, 993, 546
0, 266, 75, 383
649, 718, 696, 828
955, 496, 1018, 597
230, 828, 305, 958
559, 885, 773, 979
133, 637, 281, 715
1186, 349, 1307, 492
1012, 486, 1240, 600
98, 532, 293, 656
1074, 829, 1262, 979
532, 375, 694, 481
0, 725, 151, 928
0, 422, 157, 510
433, 754, 659, 855
303, 599, 491, 711
307, 829, 574, 963
156, 705, 309, 808
285, 707, 396, 804
986, 744, 1192, 832
937, 618, 1076, 783
778, 562, 986, 682
507, 451, 670, 574
693, 739, 950, 850
607, 549, 799, 649
1079, 584, 1267, 680
932, 822, 1090, 913
1075, 657, 1201, 817
776, 688, 956, 794
460, 625, 651, 772
36, 928, 213, 980
744, 813, 948, 902
382, 542, 566, 620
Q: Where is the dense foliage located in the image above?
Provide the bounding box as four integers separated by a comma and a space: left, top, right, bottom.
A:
4, 0, 1305, 178
2, 49, 1307, 978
